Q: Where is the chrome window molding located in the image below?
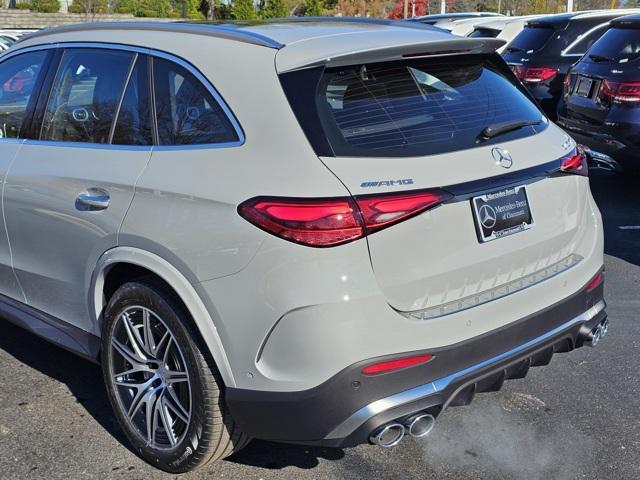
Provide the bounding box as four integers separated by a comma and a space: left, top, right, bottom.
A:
400, 254, 583, 321
326, 299, 606, 440
0, 41, 246, 150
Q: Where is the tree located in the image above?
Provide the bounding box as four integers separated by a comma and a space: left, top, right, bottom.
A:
303, 0, 324, 15
23, 0, 60, 11
68, 0, 108, 13
261, 0, 288, 17
232, 0, 258, 19
115, 0, 175, 16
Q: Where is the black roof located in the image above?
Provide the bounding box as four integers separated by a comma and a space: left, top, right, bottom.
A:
611, 14, 640, 28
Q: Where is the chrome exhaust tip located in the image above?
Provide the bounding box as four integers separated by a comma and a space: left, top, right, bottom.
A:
580, 318, 609, 347
404, 413, 436, 438
369, 422, 405, 448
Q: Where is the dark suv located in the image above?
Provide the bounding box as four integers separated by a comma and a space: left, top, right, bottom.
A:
503, 11, 638, 119
557, 14, 640, 172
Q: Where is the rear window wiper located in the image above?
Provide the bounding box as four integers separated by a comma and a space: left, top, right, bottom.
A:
478, 119, 543, 141
589, 54, 613, 63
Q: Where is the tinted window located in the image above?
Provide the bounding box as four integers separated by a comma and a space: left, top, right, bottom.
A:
316, 56, 544, 157
41, 49, 133, 143
153, 57, 238, 146
587, 27, 640, 62
112, 55, 152, 146
0, 50, 46, 139
564, 24, 608, 55
508, 26, 554, 52
469, 27, 500, 38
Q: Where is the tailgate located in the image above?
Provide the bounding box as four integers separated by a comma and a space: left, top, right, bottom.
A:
282, 51, 589, 314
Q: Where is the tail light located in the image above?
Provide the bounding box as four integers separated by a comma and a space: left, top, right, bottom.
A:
559, 145, 588, 177
586, 271, 604, 292
361, 353, 433, 375
512, 66, 558, 83
238, 189, 452, 247
599, 80, 640, 104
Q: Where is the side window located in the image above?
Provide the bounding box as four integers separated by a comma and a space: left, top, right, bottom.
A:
153, 57, 239, 146
0, 50, 47, 139
112, 55, 152, 146
565, 24, 608, 56
41, 49, 134, 144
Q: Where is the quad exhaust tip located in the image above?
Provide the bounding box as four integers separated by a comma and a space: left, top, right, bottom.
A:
370, 413, 436, 447
580, 318, 609, 348
405, 413, 436, 438
369, 422, 405, 448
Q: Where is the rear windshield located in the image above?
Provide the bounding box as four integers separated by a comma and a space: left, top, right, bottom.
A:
313, 55, 544, 157
469, 27, 501, 38
507, 26, 554, 53
587, 27, 640, 62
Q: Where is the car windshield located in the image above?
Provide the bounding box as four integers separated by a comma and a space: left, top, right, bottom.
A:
587, 27, 640, 62
315, 55, 544, 157
508, 25, 554, 52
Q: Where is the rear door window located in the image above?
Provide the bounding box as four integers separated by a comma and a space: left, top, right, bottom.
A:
586, 27, 640, 62
507, 26, 554, 53
112, 55, 152, 146
0, 50, 47, 139
153, 57, 239, 146
315, 55, 544, 157
41, 48, 134, 144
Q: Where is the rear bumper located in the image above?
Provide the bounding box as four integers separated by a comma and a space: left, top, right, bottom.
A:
226, 274, 606, 447
557, 116, 640, 170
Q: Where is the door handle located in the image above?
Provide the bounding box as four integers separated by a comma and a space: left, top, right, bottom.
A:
76, 188, 111, 211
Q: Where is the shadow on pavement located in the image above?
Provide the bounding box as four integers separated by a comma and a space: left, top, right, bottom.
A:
0, 320, 345, 470
227, 440, 345, 469
0, 321, 135, 455
589, 170, 640, 267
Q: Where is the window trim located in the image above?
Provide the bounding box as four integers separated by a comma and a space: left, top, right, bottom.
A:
0, 42, 245, 150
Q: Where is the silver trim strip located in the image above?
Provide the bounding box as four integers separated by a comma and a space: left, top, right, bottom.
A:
401, 254, 583, 320
0, 42, 246, 150
326, 299, 606, 440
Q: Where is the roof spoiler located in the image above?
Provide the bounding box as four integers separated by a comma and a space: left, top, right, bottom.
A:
276, 35, 505, 73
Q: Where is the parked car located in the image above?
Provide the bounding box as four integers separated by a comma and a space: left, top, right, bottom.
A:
468, 15, 543, 53
448, 16, 509, 36
410, 12, 504, 27
557, 14, 640, 172
503, 10, 640, 119
0, 19, 606, 473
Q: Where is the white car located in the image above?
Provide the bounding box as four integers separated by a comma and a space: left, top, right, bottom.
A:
0, 18, 607, 473
467, 15, 544, 52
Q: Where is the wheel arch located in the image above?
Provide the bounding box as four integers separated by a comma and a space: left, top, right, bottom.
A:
91, 246, 236, 388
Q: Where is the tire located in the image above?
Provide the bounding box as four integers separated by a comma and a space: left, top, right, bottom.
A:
101, 278, 249, 473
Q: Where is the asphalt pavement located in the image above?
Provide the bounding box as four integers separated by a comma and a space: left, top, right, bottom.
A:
1, 169, 639, 480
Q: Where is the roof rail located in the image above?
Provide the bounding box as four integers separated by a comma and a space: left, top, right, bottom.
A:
18, 21, 284, 49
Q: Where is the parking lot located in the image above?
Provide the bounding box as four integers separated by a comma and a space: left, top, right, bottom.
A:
0, 168, 637, 480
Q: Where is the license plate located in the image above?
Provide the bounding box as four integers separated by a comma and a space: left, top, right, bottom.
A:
576, 77, 593, 97
472, 185, 534, 243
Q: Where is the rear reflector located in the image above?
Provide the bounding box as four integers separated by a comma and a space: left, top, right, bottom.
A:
512, 66, 558, 83
586, 272, 604, 292
362, 354, 433, 375
600, 80, 640, 104
560, 146, 588, 177
238, 189, 451, 247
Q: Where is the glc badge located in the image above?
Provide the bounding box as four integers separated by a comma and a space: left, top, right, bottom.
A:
492, 147, 513, 169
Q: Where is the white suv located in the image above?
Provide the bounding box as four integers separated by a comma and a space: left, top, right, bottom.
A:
0, 19, 606, 473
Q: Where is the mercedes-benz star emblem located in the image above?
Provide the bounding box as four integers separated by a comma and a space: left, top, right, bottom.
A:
491, 147, 513, 169
479, 204, 497, 229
